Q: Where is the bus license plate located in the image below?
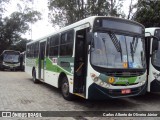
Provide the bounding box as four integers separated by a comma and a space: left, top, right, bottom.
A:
121, 89, 131, 94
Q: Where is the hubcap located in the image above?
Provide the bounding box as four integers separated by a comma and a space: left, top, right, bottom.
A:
62, 82, 69, 97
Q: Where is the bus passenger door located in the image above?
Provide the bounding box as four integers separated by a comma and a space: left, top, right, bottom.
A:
145, 37, 151, 77
74, 28, 88, 96
39, 41, 46, 80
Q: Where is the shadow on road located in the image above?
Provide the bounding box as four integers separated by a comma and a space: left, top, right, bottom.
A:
27, 78, 61, 93
130, 92, 160, 103
72, 98, 140, 111
0, 69, 24, 72
26, 78, 160, 111
27, 78, 137, 110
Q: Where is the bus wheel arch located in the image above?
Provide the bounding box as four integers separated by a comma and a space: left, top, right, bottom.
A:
58, 72, 74, 100
58, 72, 67, 89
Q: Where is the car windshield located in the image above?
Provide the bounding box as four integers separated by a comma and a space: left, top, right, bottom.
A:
3, 53, 20, 63
91, 32, 146, 69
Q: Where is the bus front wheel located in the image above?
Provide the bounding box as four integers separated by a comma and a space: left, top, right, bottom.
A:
32, 69, 39, 83
61, 77, 74, 101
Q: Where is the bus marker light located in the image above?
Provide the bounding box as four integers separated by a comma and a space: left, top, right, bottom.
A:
108, 77, 115, 84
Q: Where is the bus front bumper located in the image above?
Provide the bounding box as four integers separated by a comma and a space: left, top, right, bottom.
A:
88, 82, 147, 100
2, 64, 21, 70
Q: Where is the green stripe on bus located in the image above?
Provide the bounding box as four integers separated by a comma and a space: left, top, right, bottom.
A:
45, 58, 73, 76
99, 74, 137, 84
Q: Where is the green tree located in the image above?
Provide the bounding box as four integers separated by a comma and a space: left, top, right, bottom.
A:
133, 0, 160, 27
9, 39, 32, 52
0, 0, 10, 18
0, 1, 41, 54
48, 0, 123, 27
0, 10, 41, 54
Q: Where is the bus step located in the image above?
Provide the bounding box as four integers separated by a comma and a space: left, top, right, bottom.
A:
74, 93, 85, 98
74, 87, 84, 93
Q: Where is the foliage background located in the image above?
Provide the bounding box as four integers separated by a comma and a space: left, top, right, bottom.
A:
0, 0, 160, 54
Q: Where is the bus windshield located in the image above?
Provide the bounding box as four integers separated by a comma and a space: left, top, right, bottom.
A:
91, 32, 146, 69
3, 53, 20, 63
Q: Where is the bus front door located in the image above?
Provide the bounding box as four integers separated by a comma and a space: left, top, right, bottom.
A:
74, 28, 88, 96
39, 41, 46, 80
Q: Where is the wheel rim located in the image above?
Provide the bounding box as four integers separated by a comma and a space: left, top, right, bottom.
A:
62, 81, 69, 97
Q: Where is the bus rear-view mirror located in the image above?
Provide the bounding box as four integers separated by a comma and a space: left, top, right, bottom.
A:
145, 32, 152, 37
145, 35, 160, 53
87, 32, 93, 45
152, 38, 159, 51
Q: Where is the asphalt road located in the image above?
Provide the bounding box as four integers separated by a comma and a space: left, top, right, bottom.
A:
0, 71, 160, 120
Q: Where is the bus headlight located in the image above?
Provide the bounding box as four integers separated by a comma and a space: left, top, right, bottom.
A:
153, 72, 160, 79
139, 80, 146, 85
93, 77, 99, 82
105, 83, 110, 88
15, 63, 20, 66
90, 73, 110, 88
100, 81, 104, 86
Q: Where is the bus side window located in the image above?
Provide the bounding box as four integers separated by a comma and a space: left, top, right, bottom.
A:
60, 30, 74, 56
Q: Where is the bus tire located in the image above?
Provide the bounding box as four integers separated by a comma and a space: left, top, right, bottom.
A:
32, 69, 39, 83
61, 77, 74, 101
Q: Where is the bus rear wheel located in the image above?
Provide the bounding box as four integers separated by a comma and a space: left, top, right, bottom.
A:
32, 69, 39, 83
61, 77, 74, 101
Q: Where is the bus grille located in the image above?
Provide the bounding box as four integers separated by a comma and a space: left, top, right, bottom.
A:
111, 83, 138, 86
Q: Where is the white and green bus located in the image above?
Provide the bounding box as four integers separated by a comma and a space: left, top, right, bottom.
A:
25, 16, 147, 100
145, 28, 160, 92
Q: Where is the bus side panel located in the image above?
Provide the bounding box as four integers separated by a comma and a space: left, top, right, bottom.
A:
86, 53, 96, 99
44, 57, 74, 91
44, 70, 59, 87
25, 58, 37, 77
25, 66, 32, 77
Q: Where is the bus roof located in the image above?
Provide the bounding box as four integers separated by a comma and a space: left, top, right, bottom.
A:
2, 50, 20, 53
145, 27, 160, 36
27, 16, 144, 45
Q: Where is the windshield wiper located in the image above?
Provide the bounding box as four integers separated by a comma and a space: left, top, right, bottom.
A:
134, 38, 138, 52
109, 32, 123, 61
130, 37, 138, 62
130, 42, 134, 62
